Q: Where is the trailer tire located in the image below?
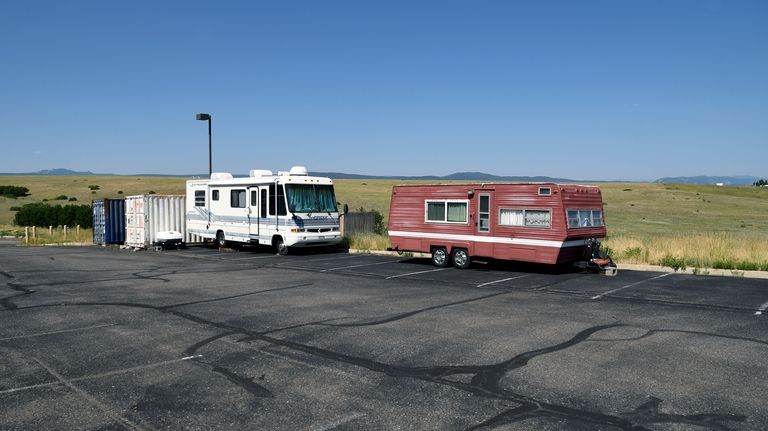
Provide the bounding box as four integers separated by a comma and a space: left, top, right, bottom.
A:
274, 237, 289, 255
452, 248, 470, 269
431, 247, 449, 267
215, 231, 226, 248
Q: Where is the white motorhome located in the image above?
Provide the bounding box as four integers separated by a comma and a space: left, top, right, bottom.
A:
186, 166, 342, 254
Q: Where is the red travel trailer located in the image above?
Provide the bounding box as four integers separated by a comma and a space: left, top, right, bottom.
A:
387, 183, 615, 272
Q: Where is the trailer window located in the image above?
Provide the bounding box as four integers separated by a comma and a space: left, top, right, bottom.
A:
194, 190, 205, 207
212, 190, 219, 201
425, 200, 468, 223
230, 189, 246, 208
499, 209, 551, 228
567, 209, 603, 228
538, 187, 552, 196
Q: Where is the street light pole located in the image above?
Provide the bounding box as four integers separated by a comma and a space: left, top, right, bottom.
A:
196, 113, 212, 177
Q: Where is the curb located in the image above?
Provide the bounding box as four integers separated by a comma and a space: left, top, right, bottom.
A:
349, 249, 768, 280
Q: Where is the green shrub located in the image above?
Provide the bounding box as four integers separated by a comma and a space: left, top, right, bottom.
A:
53, 195, 68, 200
0, 185, 30, 198
148, 190, 156, 195
621, 246, 644, 260
9, 206, 21, 211
356, 206, 386, 235
658, 254, 686, 271
88, 185, 100, 190
68, 197, 77, 201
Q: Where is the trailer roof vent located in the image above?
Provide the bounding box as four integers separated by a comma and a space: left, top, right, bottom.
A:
289, 166, 309, 176
250, 169, 273, 177
210, 172, 233, 180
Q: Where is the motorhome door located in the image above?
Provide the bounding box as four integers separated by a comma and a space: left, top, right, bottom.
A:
248, 187, 260, 242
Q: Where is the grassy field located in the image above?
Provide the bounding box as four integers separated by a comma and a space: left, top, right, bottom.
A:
2, 176, 767, 270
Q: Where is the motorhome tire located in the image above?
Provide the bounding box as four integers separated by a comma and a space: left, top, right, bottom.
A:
431, 247, 449, 267
275, 237, 289, 255
215, 231, 226, 248
452, 248, 470, 269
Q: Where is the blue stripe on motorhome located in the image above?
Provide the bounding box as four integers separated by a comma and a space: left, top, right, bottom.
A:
188, 209, 338, 227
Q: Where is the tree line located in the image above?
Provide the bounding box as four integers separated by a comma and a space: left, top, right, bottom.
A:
13, 203, 93, 228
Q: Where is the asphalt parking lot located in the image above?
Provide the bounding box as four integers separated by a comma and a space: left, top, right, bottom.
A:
1, 241, 767, 430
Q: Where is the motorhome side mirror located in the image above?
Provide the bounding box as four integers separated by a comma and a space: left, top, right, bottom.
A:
343, 204, 349, 215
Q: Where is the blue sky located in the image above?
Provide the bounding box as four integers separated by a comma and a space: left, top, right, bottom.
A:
1, 1, 766, 180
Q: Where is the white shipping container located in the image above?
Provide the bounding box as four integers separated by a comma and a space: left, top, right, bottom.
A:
125, 195, 187, 248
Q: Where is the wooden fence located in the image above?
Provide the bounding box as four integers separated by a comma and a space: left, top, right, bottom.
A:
340, 212, 376, 237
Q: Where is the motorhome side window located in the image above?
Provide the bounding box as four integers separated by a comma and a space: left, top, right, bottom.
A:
194, 190, 205, 207
567, 209, 603, 228
425, 200, 468, 223
268, 184, 287, 216
212, 190, 219, 201
499, 209, 551, 228
260, 189, 267, 217
230, 189, 246, 208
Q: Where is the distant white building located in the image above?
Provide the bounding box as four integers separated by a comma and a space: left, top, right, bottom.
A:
715, 183, 724, 187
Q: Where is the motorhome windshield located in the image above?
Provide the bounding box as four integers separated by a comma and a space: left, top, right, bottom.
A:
285, 184, 338, 213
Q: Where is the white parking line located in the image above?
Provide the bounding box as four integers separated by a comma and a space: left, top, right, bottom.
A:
386, 268, 450, 279
0, 323, 116, 342
476, 274, 531, 288
591, 273, 672, 300
0, 355, 203, 395
291, 254, 365, 264
755, 301, 768, 316
227, 254, 282, 261
32, 357, 147, 431
322, 260, 398, 272
310, 412, 367, 431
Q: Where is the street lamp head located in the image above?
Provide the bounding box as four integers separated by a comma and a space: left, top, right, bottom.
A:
196, 113, 211, 121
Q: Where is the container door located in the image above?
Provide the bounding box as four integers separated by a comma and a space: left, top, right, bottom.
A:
474, 190, 494, 257
248, 187, 260, 242
137, 196, 147, 246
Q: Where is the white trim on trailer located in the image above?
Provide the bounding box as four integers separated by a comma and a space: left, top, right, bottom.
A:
387, 230, 599, 249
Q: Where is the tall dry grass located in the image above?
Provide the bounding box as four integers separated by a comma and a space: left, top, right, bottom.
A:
21, 227, 93, 245
604, 233, 768, 271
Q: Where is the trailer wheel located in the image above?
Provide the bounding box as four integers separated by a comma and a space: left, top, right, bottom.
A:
452, 248, 470, 269
215, 231, 226, 248
274, 237, 289, 255
431, 247, 449, 267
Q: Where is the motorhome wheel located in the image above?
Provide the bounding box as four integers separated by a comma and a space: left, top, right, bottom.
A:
275, 238, 289, 255
215, 231, 226, 248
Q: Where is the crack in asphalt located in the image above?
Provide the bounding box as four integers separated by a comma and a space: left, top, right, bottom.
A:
0, 270, 35, 310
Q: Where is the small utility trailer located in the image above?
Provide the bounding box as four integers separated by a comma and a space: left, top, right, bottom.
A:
387, 183, 617, 275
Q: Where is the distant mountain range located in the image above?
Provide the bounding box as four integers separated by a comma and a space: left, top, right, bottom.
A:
0, 168, 764, 185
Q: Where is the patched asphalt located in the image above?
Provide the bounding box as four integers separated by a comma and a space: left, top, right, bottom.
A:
1, 243, 767, 430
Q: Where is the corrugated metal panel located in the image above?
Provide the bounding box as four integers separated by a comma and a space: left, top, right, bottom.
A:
92, 199, 126, 245
124, 195, 186, 248
106, 199, 126, 244
92, 199, 105, 245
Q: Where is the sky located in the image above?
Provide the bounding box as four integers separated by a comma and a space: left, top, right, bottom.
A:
1, 1, 766, 181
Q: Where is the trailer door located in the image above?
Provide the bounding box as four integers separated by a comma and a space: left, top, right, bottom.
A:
474, 189, 494, 257
248, 187, 260, 243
